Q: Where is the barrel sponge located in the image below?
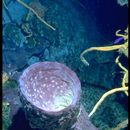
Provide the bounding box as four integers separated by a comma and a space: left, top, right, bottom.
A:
19, 62, 81, 130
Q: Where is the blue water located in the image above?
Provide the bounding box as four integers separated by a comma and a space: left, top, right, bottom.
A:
81, 0, 128, 44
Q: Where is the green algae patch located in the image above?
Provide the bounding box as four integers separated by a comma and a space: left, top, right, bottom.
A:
2, 102, 12, 130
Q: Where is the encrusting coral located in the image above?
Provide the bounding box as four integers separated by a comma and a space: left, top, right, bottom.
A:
2, 72, 9, 85
80, 27, 128, 128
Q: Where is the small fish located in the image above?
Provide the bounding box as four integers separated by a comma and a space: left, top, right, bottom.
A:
114, 37, 124, 44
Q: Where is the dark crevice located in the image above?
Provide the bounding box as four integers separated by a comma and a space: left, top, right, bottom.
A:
8, 108, 40, 130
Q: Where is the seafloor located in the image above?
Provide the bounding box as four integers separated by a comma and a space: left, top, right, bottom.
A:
3, 0, 128, 130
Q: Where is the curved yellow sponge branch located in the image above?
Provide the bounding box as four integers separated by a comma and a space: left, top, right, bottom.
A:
80, 27, 128, 118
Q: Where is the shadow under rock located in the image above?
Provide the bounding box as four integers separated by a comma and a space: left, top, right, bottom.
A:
8, 108, 40, 130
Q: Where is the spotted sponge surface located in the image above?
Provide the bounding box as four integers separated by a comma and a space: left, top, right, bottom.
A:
20, 69, 73, 111
19, 62, 80, 113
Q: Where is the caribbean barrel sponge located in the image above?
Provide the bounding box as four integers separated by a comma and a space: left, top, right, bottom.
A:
18, 62, 81, 130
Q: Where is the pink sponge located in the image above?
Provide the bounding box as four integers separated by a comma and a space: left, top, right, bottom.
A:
19, 62, 81, 130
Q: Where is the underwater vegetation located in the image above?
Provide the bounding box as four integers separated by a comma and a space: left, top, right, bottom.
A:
2, 71, 18, 89
2, 102, 11, 130
80, 27, 128, 129
3, 79, 18, 89
2, 72, 9, 85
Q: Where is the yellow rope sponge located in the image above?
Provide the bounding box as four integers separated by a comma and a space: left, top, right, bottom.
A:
80, 27, 128, 66
88, 87, 128, 117
111, 118, 128, 130
80, 27, 128, 118
115, 56, 128, 96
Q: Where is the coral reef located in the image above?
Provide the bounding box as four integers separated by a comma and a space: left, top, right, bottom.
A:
3, 0, 128, 129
